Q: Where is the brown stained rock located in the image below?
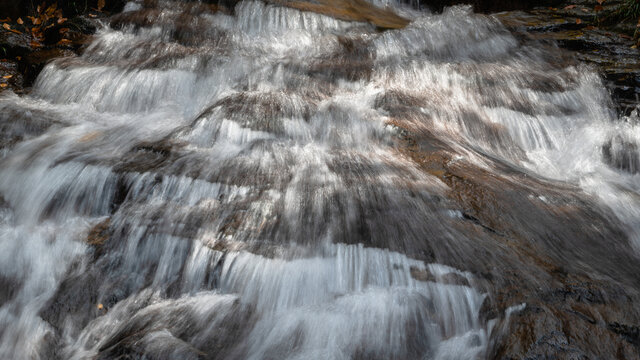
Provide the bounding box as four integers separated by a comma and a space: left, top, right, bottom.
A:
410, 266, 436, 282
387, 94, 640, 358
87, 218, 111, 246
268, 0, 410, 29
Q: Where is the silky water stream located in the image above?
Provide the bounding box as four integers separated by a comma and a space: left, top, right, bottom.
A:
1, 1, 640, 359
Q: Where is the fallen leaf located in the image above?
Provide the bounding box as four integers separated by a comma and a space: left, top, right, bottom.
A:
97, 303, 104, 310
2, 23, 10, 30
576, 18, 582, 24
88, 14, 97, 18
0, 84, 8, 88
57, 39, 72, 45
16, 56, 21, 61
2, 75, 13, 79
564, 5, 577, 10
57, 17, 67, 24
98, 0, 105, 11
582, 8, 590, 12
45, 4, 57, 17
0, 18, 11, 22
594, 5, 604, 12
30, 41, 42, 48
17, 18, 23, 25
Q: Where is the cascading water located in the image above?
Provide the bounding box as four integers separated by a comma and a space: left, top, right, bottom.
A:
1, 0, 640, 359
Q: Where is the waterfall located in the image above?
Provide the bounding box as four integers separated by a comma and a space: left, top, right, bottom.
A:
1, 0, 639, 359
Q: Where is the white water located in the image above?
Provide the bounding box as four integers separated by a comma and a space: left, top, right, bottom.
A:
0, 0, 638, 359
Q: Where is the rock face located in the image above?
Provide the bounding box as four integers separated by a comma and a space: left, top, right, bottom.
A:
1, 1, 640, 359
495, 5, 640, 114
420, 0, 563, 12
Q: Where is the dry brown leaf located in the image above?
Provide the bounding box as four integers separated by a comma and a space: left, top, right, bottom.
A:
2, 75, 13, 79
2, 23, 10, 30
45, 4, 57, 17
564, 5, 576, 10
88, 13, 97, 18
16, 18, 23, 25
0, 18, 11, 22
0, 84, 8, 88
57, 39, 72, 45
30, 41, 42, 48
16, 56, 21, 61
594, 5, 604, 12
57, 17, 67, 24
98, 0, 105, 11
576, 18, 582, 24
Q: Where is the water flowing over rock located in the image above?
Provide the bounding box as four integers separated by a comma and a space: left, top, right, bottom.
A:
1, 0, 640, 359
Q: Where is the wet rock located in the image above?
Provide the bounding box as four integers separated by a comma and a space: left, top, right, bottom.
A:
609, 322, 640, 348
423, 0, 563, 13
0, 105, 62, 150
410, 266, 436, 282
21, 48, 75, 87
496, 7, 640, 113
602, 135, 640, 174
0, 30, 32, 59
87, 218, 112, 259
0, 60, 24, 92
440, 272, 470, 287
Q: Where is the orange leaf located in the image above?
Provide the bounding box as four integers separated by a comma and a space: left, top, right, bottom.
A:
30, 41, 42, 48
16, 18, 23, 25
88, 14, 97, 18
594, 5, 604, 12
57, 39, 72, 45
576, 18, 582, 24
2, 23, 10, 30
0, 18, 11, 22
2, 75, 13, 79
0, 84, 8, 88
57, 17, 67, 24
